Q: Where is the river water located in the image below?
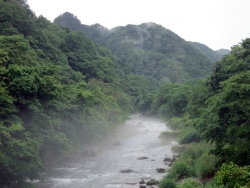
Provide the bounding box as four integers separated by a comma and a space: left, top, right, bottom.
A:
33, 114, 177, 188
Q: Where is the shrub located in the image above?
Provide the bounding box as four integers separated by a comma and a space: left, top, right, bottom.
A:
167, 161, 196, 180
158, 177, 176, 188
177, 178, 203, 188
168, 117, 185, 130
180, 142, 210, 165
195, 152, 219, 179
215, 162, 250, 188
171, 144, 186, 153
179, 127, 200, 144
203, 178, 219, 188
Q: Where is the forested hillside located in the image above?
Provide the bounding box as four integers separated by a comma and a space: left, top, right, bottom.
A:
188, 41, 224, 62
215, 48, 231, 56
0, 0, 159, 187
54, 12, 215, 84
141, 38, 250, 187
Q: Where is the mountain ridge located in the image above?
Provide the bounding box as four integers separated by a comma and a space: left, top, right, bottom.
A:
54, 12, 215, 83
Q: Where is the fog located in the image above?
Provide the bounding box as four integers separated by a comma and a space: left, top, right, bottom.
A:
33, 114, 178, 188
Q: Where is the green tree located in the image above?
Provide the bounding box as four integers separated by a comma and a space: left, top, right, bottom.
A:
210, 38, 250, 91
0, 0, 35, 36
0, 82, 42, 187
203, 71, 250, 165
151, 83, 191, 118
0, 122, 43, 187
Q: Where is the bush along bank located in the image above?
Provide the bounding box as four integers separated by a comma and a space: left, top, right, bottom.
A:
158, 116, 250, 188
144, 38, 250, 188
157, 117, 219, 188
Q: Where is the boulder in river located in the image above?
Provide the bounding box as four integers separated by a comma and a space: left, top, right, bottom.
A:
163, 157, 173, 162
120, 169, 134, 173
139, 185, 147, 188
146, 179, 159, 185
137, 156, 148, 160
125, 182, 137, 185
139, 179, 145, 184
156, 168, 166, 173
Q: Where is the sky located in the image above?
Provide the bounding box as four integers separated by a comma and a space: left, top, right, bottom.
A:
27, 0, 250, 51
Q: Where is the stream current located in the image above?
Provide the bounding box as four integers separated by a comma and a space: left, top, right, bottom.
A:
33, 114, 177, 188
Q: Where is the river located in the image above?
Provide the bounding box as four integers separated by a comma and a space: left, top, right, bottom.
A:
33, 114, 177, 188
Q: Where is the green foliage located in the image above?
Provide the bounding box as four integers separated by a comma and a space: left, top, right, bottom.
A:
190, 41, 223, 63
168, 117, 187, 130
215, 162, 250, 188
180, 142, 212, 165
0, 82, 17, 119
151, 83, 192, 118
202, 71, 250, 165
167, 142, 220, 187
195, 152, 219, 179
138, 92, 156, 114
158, 177, 177, 188
54, 13, 215, 84
0, 0, 35, 36
215, 49, 230, 56
182, 38, 250, 167
177, 178, 203, 188
210, 39, 250, 91
0, 35, 37, 67
167, 161, 196, 181
156, 39, 250, 187
0, 1, 142, 186
179, 127, 201, 144
54, 12, 82, 30
0, 122, 43, 187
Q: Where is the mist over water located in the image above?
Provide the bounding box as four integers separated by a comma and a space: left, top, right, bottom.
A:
34, 114, 177, 188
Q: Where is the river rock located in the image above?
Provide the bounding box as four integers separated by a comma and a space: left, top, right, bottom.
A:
139, 185, 147, 188
125, 182, 137, 185
80, 150, 97, 157
120, 169, 133, 173
137, 156, 148, 160
139, 179, 145, 184
156, 168, 166, 173
146, 179, 159, 186
163, 157, 173, 162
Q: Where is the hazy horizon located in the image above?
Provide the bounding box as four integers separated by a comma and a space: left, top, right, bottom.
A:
28, 0, 250, 51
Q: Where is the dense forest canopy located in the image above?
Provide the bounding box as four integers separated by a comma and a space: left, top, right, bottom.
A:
188, 41, 226, 63
143, 38, 250, 187
0, 0, 157, 186
215, 48, 231, 56
54, 12, 215, 84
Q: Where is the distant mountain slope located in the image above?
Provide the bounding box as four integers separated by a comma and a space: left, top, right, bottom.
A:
215, 48, 230, 56
188, 41, 223, 62
54, 12, 215, 83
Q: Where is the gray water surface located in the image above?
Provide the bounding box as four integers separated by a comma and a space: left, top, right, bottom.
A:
34, 114, 177, 188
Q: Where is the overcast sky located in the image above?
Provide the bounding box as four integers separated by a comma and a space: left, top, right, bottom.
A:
27, 0, 250, 50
